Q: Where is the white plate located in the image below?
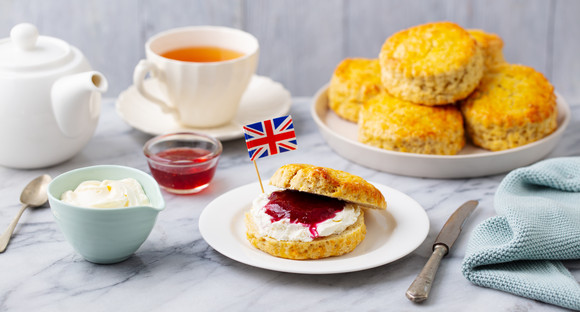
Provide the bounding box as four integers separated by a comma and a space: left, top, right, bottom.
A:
311, 84, 571, 178
199, 181, 429, 274
115, 75, 292, 141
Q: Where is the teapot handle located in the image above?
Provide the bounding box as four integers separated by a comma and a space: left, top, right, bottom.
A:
133, 60, 177, 114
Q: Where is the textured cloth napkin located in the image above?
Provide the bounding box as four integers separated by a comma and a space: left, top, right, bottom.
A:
462, 157, 580, 311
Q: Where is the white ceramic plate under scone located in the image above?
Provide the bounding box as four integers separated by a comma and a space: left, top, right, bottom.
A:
311, 84, 571, 178
116, 75, 291, 141
199, 181, 429, 274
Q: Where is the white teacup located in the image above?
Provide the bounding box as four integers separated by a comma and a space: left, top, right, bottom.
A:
133, 26, 259, 128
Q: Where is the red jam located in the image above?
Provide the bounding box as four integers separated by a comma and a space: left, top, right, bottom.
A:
264, 190, 346, 237
148, 147, 218, 191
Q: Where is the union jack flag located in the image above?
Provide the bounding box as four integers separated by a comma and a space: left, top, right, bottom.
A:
243, 115, 297, 161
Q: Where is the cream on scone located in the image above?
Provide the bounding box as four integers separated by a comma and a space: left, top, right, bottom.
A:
250, 191, 361, 242
245, 164, 386, 260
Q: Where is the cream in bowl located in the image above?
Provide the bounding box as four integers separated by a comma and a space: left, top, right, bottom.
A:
48, 165, 165, 264
61, 178, 151, 208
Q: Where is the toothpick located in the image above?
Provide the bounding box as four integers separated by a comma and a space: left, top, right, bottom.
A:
253, 160, 264, 193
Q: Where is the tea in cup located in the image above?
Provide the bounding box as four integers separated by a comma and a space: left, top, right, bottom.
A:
133, 26, 259, 128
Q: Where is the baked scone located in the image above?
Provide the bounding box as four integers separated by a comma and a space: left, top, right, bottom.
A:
459, 63, 558, 151
328, 58, 382, 122
245, 164, 386, 260
379, 21, 484, 105
467, 29, 505, 70
359, 91, 465, 155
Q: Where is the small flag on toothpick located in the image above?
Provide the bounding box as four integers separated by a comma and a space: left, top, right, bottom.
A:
243, 115, 297, 192
243, 115, 297, 160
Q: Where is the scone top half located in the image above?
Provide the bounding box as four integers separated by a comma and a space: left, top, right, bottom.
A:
269, 164, 387, 210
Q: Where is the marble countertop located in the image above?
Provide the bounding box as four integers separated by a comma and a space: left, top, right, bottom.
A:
0, 97, 578, 312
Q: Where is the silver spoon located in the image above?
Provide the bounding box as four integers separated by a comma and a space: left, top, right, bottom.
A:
0, 174, 52, 253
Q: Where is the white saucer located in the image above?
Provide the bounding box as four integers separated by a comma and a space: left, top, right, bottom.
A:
115, 75, 292, 140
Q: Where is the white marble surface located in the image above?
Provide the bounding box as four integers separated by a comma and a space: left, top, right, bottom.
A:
0, 97, 578, 312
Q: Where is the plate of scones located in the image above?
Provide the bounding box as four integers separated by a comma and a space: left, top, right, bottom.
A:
312, 21, 571, 178
199, 164, 430, 274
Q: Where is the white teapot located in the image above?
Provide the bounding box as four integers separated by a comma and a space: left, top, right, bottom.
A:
0, 23, 108, 169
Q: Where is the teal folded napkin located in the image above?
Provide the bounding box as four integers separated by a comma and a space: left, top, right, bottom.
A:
462, 157, 580, 310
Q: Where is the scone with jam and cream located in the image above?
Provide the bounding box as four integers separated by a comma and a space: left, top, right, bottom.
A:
245, 164, 386, 260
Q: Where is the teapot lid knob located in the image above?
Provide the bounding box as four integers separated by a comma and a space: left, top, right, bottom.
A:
11, 23, 39, 51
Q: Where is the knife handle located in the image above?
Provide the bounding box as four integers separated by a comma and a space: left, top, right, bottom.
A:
406, 244, 448, 303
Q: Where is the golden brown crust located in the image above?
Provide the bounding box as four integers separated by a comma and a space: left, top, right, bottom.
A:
459, 64, 558, 151
328, 58, 383, 122
467, 29, 505, 70
269, 164, 387, 210
245, 211, 366, 260
358, 91, 465, 155
379, 21, 484, 105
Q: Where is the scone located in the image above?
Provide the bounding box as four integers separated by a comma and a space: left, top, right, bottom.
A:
359, 91, 465, 155
467, 29, 505, 70
379, 21, 484, 105
459, 63, 558, 151
328, 58, 382, 122
245, 164, 386, 260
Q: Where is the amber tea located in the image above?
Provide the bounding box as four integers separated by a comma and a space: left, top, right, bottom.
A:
161, 46, 244, 63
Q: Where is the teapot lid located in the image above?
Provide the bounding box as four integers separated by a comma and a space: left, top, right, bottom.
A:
0, 23, 73, 70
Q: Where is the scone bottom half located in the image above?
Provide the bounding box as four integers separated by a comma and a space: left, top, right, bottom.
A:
245, 211, 366, 260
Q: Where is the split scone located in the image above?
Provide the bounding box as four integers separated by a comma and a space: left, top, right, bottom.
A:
245, 164, 386, 260
328, 58, 383, 122
379, 21, 484, 105
359, 91, 465, 155
459, 63, 558, 151
467, 29, 505, 70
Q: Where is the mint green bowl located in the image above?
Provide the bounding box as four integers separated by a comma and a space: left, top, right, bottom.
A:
47, 165, 165, 264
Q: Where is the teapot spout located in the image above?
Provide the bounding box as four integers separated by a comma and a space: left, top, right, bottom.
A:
52, 71, 108, 137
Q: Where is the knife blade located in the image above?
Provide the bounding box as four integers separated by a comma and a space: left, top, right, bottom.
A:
406, 200, 478, 303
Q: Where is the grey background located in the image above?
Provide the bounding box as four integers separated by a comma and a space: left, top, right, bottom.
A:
1, 0, 579, 103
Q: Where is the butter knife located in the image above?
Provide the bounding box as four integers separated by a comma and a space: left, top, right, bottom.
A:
406, 200, 478, 303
